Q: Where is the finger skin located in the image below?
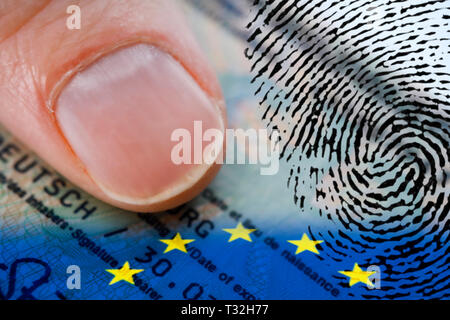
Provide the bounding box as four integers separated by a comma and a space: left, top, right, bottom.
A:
0, 0, 226, 212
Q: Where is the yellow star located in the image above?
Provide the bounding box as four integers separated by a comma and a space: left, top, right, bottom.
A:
106, 261, 143, 285
223, 222, 256, 242
339, 263, 376, 287
287, 233, 323, 254
160, 232, 195, 253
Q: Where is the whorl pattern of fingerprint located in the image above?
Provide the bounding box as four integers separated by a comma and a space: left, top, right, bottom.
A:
245, 0, 450, 298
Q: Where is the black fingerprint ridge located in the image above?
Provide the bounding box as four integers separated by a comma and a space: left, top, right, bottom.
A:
246, 0, 450, 299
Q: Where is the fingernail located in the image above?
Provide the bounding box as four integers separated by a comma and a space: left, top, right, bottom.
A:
56, 44, 224, 205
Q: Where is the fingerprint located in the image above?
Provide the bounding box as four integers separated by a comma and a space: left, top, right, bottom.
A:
246, 0, 449, 298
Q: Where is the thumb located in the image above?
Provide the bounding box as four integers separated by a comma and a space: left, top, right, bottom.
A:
0, 0, 226, 212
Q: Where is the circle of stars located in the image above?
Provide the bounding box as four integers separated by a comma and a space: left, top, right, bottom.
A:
106, 222, 375, 288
